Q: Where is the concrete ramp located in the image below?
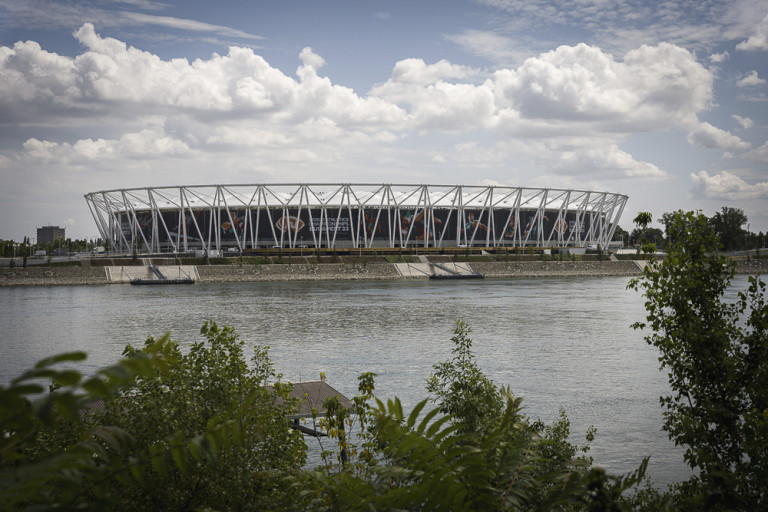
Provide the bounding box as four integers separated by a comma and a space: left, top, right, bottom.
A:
394, 263, 433, 278
105, 265, 199, 283
394, 262, 482, 279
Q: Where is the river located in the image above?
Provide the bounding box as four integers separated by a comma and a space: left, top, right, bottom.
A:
5, 275, 750, 487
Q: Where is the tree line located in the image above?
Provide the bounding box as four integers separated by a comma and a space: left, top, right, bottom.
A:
1, 210, 766, 510
613, 206, 764, 252
0, 238, 104, 259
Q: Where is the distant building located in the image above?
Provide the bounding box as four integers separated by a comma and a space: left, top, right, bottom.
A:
37, 225, 65, 244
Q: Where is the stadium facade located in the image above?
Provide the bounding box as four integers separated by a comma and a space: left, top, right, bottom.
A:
84, 184, 627, 254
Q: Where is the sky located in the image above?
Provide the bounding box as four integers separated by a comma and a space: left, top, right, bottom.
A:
1, 0, 767, 242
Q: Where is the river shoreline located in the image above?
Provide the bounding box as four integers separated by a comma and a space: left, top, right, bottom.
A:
1, 259, 764, 287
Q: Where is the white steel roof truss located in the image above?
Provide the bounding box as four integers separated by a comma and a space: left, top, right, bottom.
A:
85, 184, 628, 251
147, 190, 176, 252
86, 194, 111, 249
468, 189, 491, 246
219, 191, 243, 252
180, 188, 208, 253
521, 190, 545, 246
487, 188, 495, 247
121, 190, 151, 253
547, 190, 570, 246
437, 189, 460, 247
565, 192, 588, 246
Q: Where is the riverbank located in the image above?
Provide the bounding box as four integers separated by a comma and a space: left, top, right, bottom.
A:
1, 259, 764, 287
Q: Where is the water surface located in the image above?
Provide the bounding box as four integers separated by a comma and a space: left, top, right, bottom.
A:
5, 275, 745, 486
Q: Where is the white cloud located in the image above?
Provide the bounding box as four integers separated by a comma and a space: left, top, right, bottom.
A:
736, 13, 768, 50
691, 170, 768, 199
732, 114, 754, 129
490, 43, 712, 131
744, 140, 768, 162
736, 70, 767, 88
544, 138, 667, 179
0, 1, 264, 41
0, 23, 743, 240
445, 30, 526, 64
686, 122, 751, 150
22, 126, 190, 163
709, 51, 729, 63
119, 12, 264, 40
474, 0, 767, 56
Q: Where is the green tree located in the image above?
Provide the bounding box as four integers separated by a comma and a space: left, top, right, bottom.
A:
302, 321, 647, 511
612, 225, 629, 245
632, 212, 656, 254
96, 321, 306, 511
629, 210, 768, 510
0, 338, 179, 510
709, 206, 748, 252
2, 322, 306, 512
426, 320, 503, 435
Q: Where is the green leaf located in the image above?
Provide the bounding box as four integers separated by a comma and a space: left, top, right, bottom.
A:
33, 351, 87, 369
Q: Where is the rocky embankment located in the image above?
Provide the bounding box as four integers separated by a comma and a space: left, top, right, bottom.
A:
1, 259, 764, 286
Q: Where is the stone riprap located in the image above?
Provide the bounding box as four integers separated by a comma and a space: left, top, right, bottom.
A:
197, 263, 400, 282
1, 259, 764, 287
470, 260, 643, 278
0, 266, 108, 286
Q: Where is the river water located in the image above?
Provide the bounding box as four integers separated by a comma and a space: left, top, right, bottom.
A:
5, 275, 750, 487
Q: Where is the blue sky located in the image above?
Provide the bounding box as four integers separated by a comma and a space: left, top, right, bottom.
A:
1, 0, 767, 241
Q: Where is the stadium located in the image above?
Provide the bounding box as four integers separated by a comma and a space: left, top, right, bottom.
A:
84, 184, 627, 254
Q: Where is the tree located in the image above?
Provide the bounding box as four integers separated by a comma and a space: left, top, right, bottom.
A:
633, 212, 656, 254
709, 206, 748, 252
612, 225, 629, 244
301, 321, 648, 511
96, 321, 306, 511
659, 212, 679, 245
628, 210, 768, 510
3, 322, 306, 512
633, 212, 652, 230
426, 320, 503, 435
629, 227, 664, 249
0, 338, 178, 510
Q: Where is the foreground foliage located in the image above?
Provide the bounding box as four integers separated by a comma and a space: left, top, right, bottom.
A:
629, 210, 768, 510
1, 322, 305, 511
300, 321, 647, 511
3, 320, 652, 511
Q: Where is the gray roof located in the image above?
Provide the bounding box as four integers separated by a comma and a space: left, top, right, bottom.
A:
272, 380, 354, 419
80, 380, 354, 421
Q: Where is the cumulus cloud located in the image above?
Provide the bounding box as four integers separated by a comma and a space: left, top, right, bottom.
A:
691, 170, 768, 199
737, 70, 767, 88
492, 43, 711, 131
545, 139, 667, 179
736, 13, 768, 50
0, 24, 731, 198
709, 51, 729, 63
1, 25, 719, 142
687, 122, 751, 150
22, 125, 190, 163
732, 114, 754, 129
370, 42, 714, 136
744, 140, 768, 162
